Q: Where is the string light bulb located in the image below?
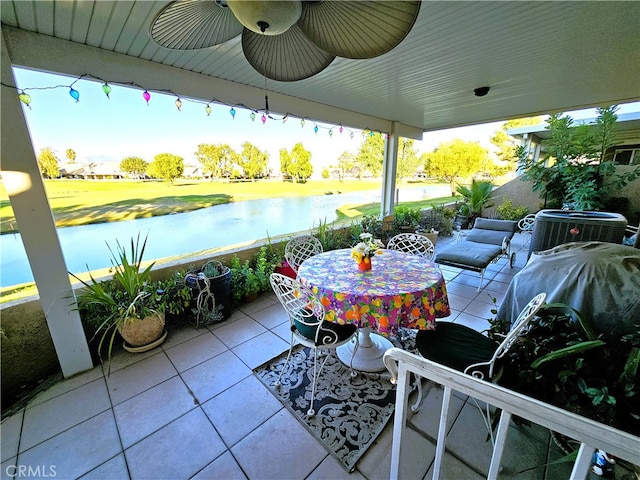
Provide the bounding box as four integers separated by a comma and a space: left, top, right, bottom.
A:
7, 72, 360, 140
18, 91, 31, 109
102, 83, 112, 99
69, 87, 80, 102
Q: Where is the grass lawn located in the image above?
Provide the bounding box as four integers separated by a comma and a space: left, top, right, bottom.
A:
0, 178, 449, 233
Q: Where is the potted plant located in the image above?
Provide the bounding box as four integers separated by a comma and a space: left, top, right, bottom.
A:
489, 303, 640, 441
229, 255, 261, 304
417, 204, 455, 239
455, 179, 495, 228
392, 206, 422, 234
71, 234, 189, 368
185, 260, 232, 323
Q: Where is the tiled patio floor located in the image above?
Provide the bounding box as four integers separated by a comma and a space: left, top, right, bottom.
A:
0, 233, 600, 479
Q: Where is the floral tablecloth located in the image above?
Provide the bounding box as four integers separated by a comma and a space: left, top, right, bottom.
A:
297, 249, 450, 337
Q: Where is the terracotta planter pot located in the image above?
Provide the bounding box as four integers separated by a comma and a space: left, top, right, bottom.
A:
118, 312, 165, 348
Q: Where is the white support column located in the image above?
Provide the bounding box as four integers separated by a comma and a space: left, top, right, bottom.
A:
380, 122, 400, 219
1, 30, 93, 377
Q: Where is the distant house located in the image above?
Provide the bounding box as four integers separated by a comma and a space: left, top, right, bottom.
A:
59, 162, 123, 179
182, 165, 206, 179
58, 163, 86, 178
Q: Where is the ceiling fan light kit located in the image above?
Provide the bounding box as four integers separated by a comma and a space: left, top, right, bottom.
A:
227, 0, 302, 35
151, 0, 421, 81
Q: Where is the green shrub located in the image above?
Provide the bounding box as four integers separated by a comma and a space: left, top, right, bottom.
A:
496, 197, 530, 221
419, 206, 454, 237
393, 205, 422, 230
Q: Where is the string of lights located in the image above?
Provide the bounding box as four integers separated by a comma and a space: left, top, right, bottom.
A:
1, 72, 383, 139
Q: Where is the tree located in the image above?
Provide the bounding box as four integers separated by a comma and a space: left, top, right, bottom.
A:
354, 133, 384, 178
65, 148, 77, 163
147, 153, 184, 183
37, 147, 60, 178
280, 143, 312, 182
520, 105, 640, 210
396, 138, 421, 180
238, 142, 269, 180
195, 144, 239, 179
334, 151, 356, 180
490, 117, 543, 164
120, 156, 148, 178
423, 139, 488, 195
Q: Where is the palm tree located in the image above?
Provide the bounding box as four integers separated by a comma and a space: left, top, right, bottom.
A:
456, 180, 495, 226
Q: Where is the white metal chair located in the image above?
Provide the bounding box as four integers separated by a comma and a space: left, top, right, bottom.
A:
284, 234, 323, 275
269, 273, 359, 416
386, 233, 435, 261
517, 213, 536, 250
410, 292, 547, 412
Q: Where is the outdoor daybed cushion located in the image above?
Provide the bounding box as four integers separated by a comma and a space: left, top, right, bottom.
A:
497, 241, 640, 337
435, 218, 517, 271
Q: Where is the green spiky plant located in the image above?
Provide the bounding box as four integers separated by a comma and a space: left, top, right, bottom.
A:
456, 179, 494, 226
71, 233, 188, 371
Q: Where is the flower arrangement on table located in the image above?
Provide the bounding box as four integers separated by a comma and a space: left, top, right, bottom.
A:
351, 233, 384, 271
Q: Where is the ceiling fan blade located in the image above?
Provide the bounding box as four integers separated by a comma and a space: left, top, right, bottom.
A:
242, 25, 335, 81
150, 0, 243, 50
298, 1, 421, 59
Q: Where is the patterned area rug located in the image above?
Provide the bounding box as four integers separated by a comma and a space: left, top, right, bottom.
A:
253, 344, 398, 472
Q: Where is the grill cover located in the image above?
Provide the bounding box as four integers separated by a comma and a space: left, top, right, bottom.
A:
498, 241, 640, 337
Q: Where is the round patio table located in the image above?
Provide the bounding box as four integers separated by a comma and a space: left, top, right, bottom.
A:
298, 249, 450, 372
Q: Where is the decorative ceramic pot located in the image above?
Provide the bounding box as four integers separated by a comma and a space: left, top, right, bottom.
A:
186, 262, 233, 320
358, 258, 372, 271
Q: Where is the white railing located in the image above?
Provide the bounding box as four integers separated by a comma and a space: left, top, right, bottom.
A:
383, 347, 640, 480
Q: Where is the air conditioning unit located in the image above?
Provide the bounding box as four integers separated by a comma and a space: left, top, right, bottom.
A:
529, 210, 627, 256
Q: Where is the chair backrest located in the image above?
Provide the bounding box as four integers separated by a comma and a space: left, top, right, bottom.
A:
466, 218, 518, 246
270, 272, 326, 344
386, 233, 435, 260
517, 214, 536, 233
464, 292, 546, 379
285, 235, 323, 274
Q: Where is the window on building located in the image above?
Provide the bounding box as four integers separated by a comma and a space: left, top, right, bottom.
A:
613, 148, 640, 165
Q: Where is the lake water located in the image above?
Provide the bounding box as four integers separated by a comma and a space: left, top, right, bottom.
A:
1, 185, 450, 287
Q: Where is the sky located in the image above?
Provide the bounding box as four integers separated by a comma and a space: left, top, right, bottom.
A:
11, 67, 640, 177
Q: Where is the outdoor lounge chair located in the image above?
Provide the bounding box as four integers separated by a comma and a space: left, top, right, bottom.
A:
435, 218, 517, 291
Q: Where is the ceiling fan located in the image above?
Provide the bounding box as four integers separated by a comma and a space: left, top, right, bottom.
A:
150, 0, 421, 82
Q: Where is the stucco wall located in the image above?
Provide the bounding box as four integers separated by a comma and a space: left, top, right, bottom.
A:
0, 238, 285, 414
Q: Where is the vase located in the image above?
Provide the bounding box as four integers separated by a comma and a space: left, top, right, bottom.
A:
358, 258, 372, 271
118, 312, 166, 352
